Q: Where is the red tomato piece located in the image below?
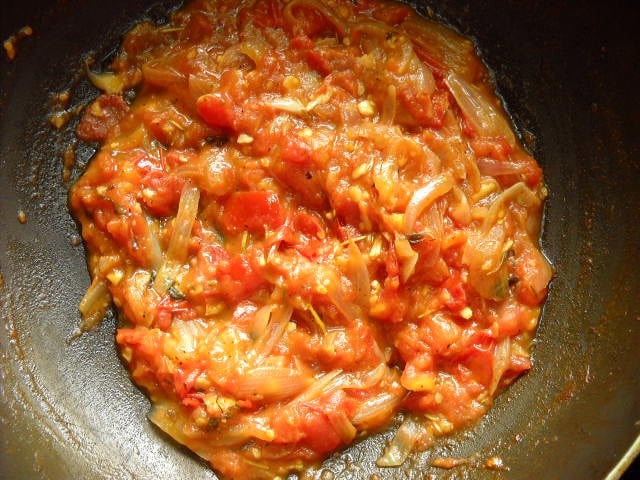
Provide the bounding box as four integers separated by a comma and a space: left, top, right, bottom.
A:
372, 3, 411, 24
441, 272, 468, 312
281, 134, 314, 165
196, 93, 236, 131
221, 191, 285, 234
217, 254, 266, 302
140, 172, 185, 217
297, 404, 342, 454
76, 94, 129, 142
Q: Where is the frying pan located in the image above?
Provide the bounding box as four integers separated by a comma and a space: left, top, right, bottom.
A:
1, 0, 638, 479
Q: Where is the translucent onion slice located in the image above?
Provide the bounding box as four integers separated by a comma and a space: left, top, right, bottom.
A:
263, 97, 307, 114
351, 392, 403, 428
253, 305, 294, 363
376, 415, 424, 467
167, 184, 200, 263
444, 72, 516, 145
327, 411, 357, 444
78, 277, 111, 331
345, 241, 370, 307
87, 70, 125, 94
476, 157, 530, 177
489, 337, 512, 395
283, 0, 348, 37
463, 223, 509, 301
153, 184, 200, 295
231, 366, 312, 401
481, 181, 540, 233
394, 236, 419, 282
448, 185, 471, 226
292, 370, 343, 404
403, 173, 453, 234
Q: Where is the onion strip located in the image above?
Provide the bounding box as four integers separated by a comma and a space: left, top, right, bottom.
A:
376, 416, 424, 467
481, 182, 539, 232
403, 173, 454, 234
445, 72, 516, 145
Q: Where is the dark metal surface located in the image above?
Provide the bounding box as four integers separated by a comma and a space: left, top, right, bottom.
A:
1, 1, 639, 479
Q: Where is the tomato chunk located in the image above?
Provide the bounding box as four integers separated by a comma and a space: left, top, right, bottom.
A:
221, 191, 285, 234
196, 93, 236, 131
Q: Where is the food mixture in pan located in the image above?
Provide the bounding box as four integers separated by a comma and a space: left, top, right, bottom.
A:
70, 0, 552, 477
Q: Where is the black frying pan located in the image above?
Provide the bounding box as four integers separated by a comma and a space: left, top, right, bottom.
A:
1, 1, 639, 479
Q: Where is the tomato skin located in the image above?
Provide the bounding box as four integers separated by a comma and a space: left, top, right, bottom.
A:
221, 191, 285, 234
514, 245, 552, 306
140, 172, 185, 217
372, 3, 411, 24
196, 93, 236, 131
217, 253, 266, 302
77, 94, 129, 142
281, 135, 314, 165
440, 272, 468, 312
270, 402, 342, 455
239, 0, 284, 29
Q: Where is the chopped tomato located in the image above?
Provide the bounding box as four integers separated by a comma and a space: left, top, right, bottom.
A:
281, 134, 314, 165
196, 93, 236, 131
221, 191, 285, 234
76, 94, 129, 142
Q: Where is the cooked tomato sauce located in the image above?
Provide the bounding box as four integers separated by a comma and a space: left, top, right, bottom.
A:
70, 0, 552, 477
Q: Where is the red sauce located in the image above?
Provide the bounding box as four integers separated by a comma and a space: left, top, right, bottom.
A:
70, 0, 552, 478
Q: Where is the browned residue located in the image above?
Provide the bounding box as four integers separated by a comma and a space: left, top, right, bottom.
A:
17, 210, 27, 224
484, 456, 508, 470
3, 26, 33, 61
431, 456, 469, 469
49, 105, 86, 130
429, 453, 509, 472
62, 142, 77, 182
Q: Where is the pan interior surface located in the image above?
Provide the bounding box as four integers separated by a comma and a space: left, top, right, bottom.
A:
0, 1, 638, 479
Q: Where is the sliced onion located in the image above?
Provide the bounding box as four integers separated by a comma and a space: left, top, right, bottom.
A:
171, 319, 208, 354
145, 214, 163, 271
148, 404, 211, 459
327, 411, 357, 444
377, 415, 424, 467
489, 337, 511, 394
351, 392, 403, 428
476, 157, 529, 177
231, 366, 312, 401
188, 75, 217, 102
448, 186, 471, 226
403, 173, 453, 234
253, 305, 293, 363
404, 18, 477, 79
87, 70, 125, 94
380, 84, 397, 125
291, 369, 343, 403
167, 184, 200, 263
78, 277, 111, 331
326, 281, 359, 323
153, 184, 200, 295
283, 0, 347, 37
445, 72, 516, 145
463, 223, 509, 300
240, 32, 270, 64
250, 304, 273, 341
394, 236, 419, 282
141, 62, 186, 89
263, 97, 307, 114
481, 182, 540, 232
345, 241, 370, 307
